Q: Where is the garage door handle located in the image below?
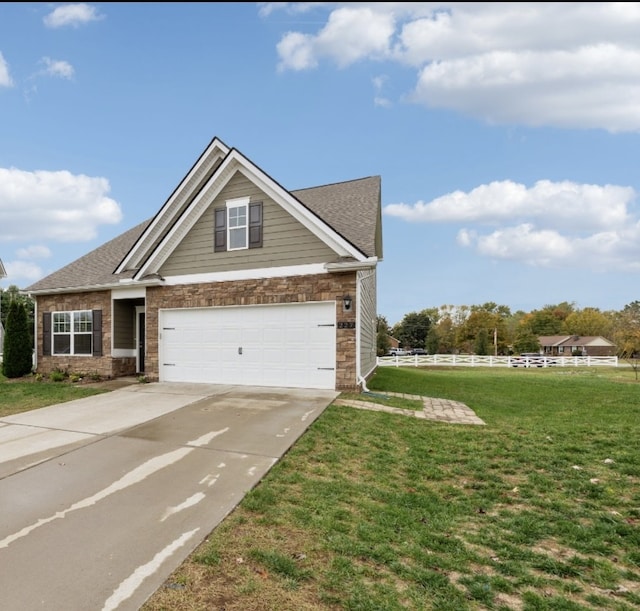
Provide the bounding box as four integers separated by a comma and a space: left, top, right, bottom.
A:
317, 323, 335, 327
317, 367, 335, 370
238, 347, 243, 355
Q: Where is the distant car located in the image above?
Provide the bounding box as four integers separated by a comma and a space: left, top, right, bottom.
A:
388, 348, 409, 356
410, 348, 427, 355
510, 353, 556, 367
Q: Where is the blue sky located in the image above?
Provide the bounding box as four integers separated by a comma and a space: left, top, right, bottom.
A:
1, 2, 640, 325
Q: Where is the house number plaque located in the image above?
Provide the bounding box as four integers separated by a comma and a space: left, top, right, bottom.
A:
338, 321, 356, 329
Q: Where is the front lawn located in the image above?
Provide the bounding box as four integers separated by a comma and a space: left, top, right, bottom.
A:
0, 372, 108, 417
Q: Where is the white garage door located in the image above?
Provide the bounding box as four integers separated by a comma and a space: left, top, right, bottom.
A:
159, 301, 336, 389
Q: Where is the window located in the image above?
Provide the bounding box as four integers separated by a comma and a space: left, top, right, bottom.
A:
214, 199, 263, 252
228, 200, 248, 250
52, 310, 93, 355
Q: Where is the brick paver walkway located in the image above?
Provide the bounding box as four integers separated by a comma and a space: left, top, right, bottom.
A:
333, 391, 485, 425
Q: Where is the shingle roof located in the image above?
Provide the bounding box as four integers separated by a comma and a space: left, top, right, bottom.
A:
25, 219, 152, 293
292, 175, 381, 258
539, 335, 615, 346
24, 175, 381, 294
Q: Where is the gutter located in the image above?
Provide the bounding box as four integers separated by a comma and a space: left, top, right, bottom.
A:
23, 277, 166, 297
324, 257, 378, 273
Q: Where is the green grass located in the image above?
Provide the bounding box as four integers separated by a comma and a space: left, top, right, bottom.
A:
0, 371, 108, 417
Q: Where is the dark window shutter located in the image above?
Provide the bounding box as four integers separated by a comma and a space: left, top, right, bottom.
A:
43, 312, 51, 356
249, 202, 263, 249
92, 310, 102, 356
214, 207, 227, 252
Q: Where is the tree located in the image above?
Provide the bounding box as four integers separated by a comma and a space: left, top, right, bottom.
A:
474, 328, 490, 355
376, 315, 391, 357
612, 301, 640, 381
512, 328, 541, 354
456, 303, 511, 355
2, 300, 33, 378
392, 309, 432, 350
526, 308, 565, 336
564, 307, 613, 337
425, 327, 440, 354
1, 285, 34, 346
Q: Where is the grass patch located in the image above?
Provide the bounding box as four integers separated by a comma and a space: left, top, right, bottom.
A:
338, 391, 424, 411
0, 371, 109, 417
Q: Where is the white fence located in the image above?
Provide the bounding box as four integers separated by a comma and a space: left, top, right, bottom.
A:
377, 354, 619, 368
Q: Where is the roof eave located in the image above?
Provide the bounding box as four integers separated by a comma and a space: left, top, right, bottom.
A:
24, 277, 165, 297
325, 257, 378, 272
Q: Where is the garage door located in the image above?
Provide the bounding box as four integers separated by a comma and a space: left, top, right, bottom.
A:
158, 302, 336, 389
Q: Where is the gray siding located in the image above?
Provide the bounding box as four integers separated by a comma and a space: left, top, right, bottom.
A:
358, 268, 377, 379
112, 299, 135, 350
160, 172, 336, 276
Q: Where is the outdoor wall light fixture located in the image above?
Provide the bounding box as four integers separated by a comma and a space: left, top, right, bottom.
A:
343, 294, 352, 312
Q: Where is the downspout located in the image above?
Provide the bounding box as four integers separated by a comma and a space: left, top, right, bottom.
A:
31, 295, 37, 371
358, 374, 371, 393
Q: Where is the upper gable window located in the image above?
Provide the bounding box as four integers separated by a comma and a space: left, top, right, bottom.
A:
227, 198, 248, 250
214, 198, 263, 253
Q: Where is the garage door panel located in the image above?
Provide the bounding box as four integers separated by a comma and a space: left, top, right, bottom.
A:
159, 302, 336, 389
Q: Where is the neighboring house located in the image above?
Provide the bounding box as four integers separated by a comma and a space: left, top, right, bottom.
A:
387, 336, 400, 350
539, 335, 616, 357
24, 137, 383, 391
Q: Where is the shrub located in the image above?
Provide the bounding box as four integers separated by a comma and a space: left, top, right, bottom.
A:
49, 369, 67, 382
2, 301, 33, 378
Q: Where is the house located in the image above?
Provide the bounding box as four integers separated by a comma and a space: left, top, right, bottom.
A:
387, 336, 400, 350
539, 335, 616, 357
24, 137, 383, 391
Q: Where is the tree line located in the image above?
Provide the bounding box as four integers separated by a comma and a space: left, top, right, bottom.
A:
377, 301, 640, 358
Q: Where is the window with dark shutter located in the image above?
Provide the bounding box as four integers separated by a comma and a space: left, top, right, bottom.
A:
43, 312, 51, 356
249, 202, 263, 249
92, 309, 102, 356
214, 207, 227, 252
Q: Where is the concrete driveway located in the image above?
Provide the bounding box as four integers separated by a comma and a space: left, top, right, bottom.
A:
0, 382, 338, 611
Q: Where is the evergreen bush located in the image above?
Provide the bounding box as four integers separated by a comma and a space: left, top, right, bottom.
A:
2, 300, 33, 378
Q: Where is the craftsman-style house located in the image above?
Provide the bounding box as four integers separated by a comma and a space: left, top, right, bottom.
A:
24, 137, 383, 391
539, 335, 616, 357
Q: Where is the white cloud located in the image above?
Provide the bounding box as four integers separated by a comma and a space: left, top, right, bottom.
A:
384, 180, 634, 231
277, 6, 395, 71
372, 74, 391, 107
41, 57, 75, 80
385, 178, 640, 272
0, 167, 123, 243
0, 52, 14, 87
43, 3, 103, 29
3, 260, 43, 283
412, 45, 640, 132
267, 2, 640, 132
462, 222, 640, 272
16, 245, 52, 260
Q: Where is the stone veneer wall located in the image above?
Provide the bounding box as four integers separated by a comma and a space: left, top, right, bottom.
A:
34, 291, 136, 379
145, 272, 358, 390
